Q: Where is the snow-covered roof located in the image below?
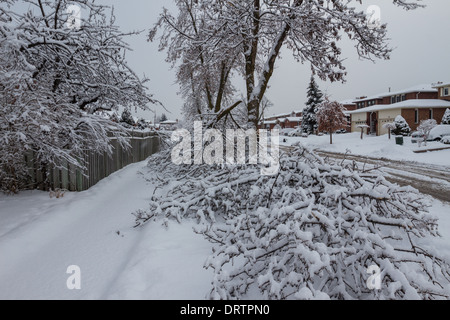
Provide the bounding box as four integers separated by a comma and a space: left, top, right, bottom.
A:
340, 99, 357, 105
263, 120, 277, 125
266, 110, 302, 119
388, 83, 437, 97
348, 99, 450, 114
353, 83, 438, 103
433, 82, 450, 88
286, 117, 302, 122
160, 120, 178, 125
353, 94, 385, 103
267, 112, 292, 119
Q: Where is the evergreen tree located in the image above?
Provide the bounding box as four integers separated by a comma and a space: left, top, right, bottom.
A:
137, 118, 148, 130
121, 109, 135, 127
442, 108, 450, 125
392, 115, 411, 136
301, 76, 323, 134
160, 113, 168, 123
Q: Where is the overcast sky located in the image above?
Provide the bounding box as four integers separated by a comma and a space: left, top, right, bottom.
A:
24, 0, 450, 120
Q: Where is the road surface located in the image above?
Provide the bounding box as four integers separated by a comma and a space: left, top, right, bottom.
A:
280, 146, 450, 203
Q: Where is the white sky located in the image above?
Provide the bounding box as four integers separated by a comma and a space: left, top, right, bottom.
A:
17, 0, 450, 120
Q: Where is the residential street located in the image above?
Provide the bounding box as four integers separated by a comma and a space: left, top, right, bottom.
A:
315, 150, 450, 203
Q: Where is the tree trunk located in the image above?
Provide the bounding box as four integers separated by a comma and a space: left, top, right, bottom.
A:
247, 99, 260, 129
330, 132, 333, 145
388, 129, 391, 140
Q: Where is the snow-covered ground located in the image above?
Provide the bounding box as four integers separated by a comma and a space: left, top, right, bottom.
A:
281, 133, 450, 167
0, 161, 212, 300
0, 158, 449, 300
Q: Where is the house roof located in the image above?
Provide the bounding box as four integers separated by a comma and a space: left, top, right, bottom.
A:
160, 120, 178, 125
340, 99, 357, 105
353, 83, 438, 103
266, 112, 291, 119
286, 117, 302, 122
387, 83, 437, 97
348, 99, 450, 114
433, 82, 450, 88
266, 110, 302, 119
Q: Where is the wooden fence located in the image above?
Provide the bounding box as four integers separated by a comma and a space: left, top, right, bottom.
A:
26, 131, 160, 192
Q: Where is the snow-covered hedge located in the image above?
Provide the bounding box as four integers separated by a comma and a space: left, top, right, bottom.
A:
137, 145, 450, 300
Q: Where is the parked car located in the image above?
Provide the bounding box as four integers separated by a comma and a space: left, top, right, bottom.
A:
441, 136, 450, 145
279, 128, 294, 136
335, 129, 348, 134
288, 128, 304, 137
412, 125, 450, 143
428, 125, 450, 141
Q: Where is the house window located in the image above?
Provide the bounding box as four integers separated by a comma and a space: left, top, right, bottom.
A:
429, 109, 433, 120
415, 109, 419, 124
401, 94, 406, 101
397, 95, 401, 103
391, 96, 396, 104
444, 88, 449, 96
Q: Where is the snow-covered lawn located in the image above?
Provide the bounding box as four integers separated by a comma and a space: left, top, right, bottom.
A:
281, 133, 450, 167
1, 158, 449, 300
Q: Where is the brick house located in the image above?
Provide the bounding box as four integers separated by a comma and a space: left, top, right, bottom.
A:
347, 83, 449, 135
261, 120, 278, 130
260, 111, 302, 130
434, 82, 450, 101
352, 84, 438, 110
340, 99, 357, 132
349, 100, 450, 136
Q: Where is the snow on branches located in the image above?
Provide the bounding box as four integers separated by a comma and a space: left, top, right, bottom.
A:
301, 76, 323, 135
392, 116, 411, 136
0, 0, 158, 192
150, 0, 423, 128
417, 119, 437, 146
441, 109, 450, 125
137, 145, 450, 300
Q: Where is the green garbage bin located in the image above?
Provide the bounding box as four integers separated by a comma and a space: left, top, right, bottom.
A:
395, 136, 404, 146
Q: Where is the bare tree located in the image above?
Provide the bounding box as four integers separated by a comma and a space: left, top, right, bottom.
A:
150, 0, 240, 127
0, 0, 158, 192
316, 98, 347, 144
150, 0, 423, 129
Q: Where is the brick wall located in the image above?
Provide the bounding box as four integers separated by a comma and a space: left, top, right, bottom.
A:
406, 92, 438, 100
401, 108, 448, 131
437, 87, 450, 101
382, 97, 391, 104
383, 92, 438, 104
343, 104, 357, 111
